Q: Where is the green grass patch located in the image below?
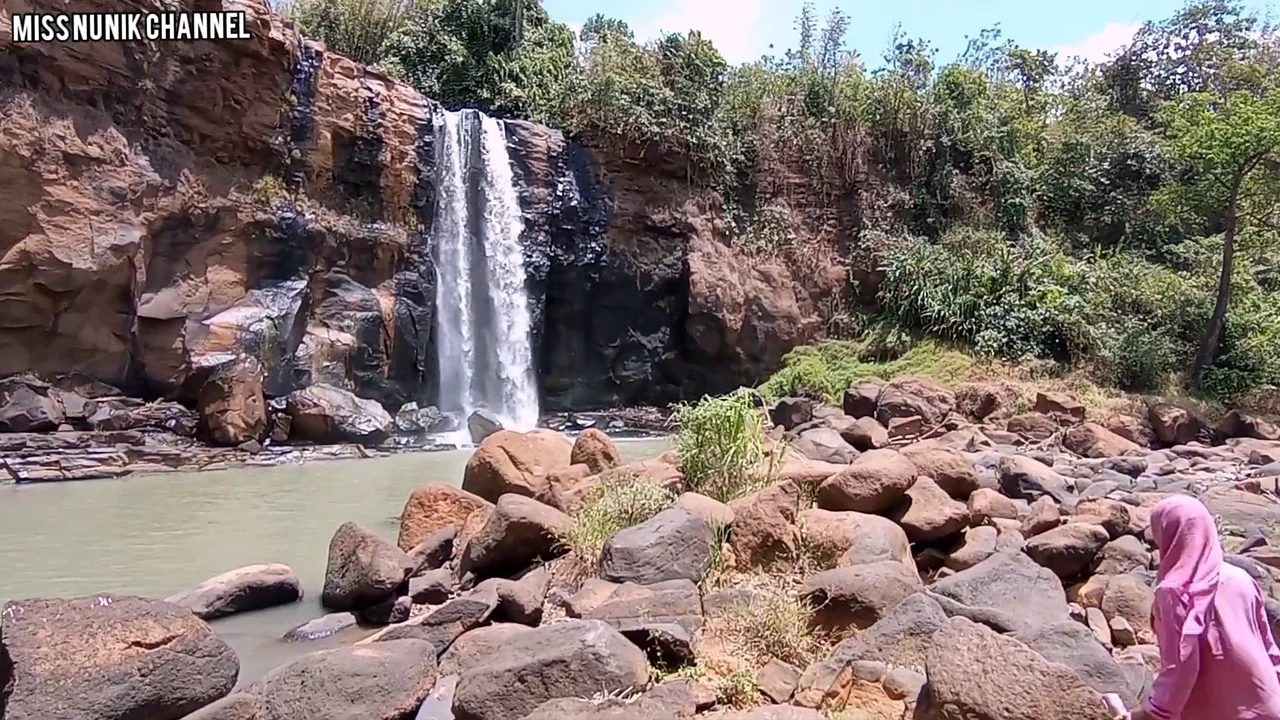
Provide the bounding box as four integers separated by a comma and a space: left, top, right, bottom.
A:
560, 477, 675, 562
757, 333, 978, 405
675, 390, 768, 503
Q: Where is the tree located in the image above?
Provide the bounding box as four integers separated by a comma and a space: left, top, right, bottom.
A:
1160, 88, 1280, 385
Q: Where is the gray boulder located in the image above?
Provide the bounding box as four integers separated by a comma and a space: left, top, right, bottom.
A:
930, 551, 1070, 626
285, 384, 393, 445
793, 427, 859, 464
451, 619, 650, 720
599, 508, 713, 585
999, 454, 1074, 504
165, 563, 302, 620
1014, 620, 1139, 707
0, 595, 238, 720
459, 495, 572, 578
800, 562, 923, 631
321, 522, 414, 611
1025, 523, 1110, 578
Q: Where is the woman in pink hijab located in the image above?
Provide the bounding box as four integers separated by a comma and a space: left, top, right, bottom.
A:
1123, 495, 1280, 720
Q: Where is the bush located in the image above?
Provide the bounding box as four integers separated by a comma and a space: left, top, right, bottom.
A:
560, 476, 675, 561
674, 390, 766, 503
284, 0, 414, 65
711, 582, 824, 667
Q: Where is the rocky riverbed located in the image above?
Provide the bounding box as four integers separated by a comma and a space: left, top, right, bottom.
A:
3, 375, 1280, 719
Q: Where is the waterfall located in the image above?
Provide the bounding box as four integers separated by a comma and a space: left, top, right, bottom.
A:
431, 109, 539, 432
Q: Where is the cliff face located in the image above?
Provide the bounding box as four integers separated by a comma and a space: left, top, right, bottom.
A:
0, 0, 844, 412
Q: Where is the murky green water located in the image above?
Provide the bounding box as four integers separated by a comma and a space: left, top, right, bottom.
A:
0, 438, 671, 683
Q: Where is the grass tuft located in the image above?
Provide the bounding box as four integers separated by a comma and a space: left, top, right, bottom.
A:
712, 581, 825, 668
560, 476, 675, 563
675, 390, 768, 503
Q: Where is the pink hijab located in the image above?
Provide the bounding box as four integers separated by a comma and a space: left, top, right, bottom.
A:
1151, 495, 1225, 660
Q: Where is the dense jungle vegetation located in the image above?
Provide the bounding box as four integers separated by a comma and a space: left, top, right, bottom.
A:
285, 0, 1280, 405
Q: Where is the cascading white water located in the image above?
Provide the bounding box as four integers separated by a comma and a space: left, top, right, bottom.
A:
431, 109, 539, 432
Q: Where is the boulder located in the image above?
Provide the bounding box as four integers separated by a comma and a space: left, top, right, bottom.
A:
900, 445, 981, 498
196, 358, 267, 446
757, 658, 802, 703
891, 476, 970, 542
728, 481, 801, 568
570, 428, 622, 474
459, 494, 571, 578
0, 595, 238, 720
1100, 574, 1156, 644
1219, 410, 1280, 442
584, 580, 703, 668
467, 409, 504, 444
247, 639, 436, 720
1063, 422, 1140, 459
799, 508, 913, 569
599, 508, 713, 585
408, 527, 458, 575
771, 397, 815, 430
408, 569, 453, 605
285, 384, 393, 445
1007, 412, 1062, 441
926, 617, 1111, 720
816, 449, 918, 513
440, 623, 537, 676
473, 567, 549, 626
998, 454, 1073, 504
793, 427, 859, 464
875, 377, 954, 426
967, 488, 1019, 524
931, 551, 1070, 626
394, 402, 445, 434
0, 375, 65, 432
1201, 486, 1280, 535
1148, 403, 1207, 447
398, 483, 491, 551
675, 492, 735, 527
519, 679, 711, 719
1024, 523, 1109, 578
1094, 535, 1151, 575
450, 620, 649, 720
461, 429, 574, 504
367, 591, 497, 652
165, 563, 302, 620
1034, 391, 1085, 420
841, 415, 890, 451
801, 562, 923, 631
704, 707, 825, 719
946, 526, 999, 570
1069, 497, 1133, 540
1022, 495, 1062, 537
321, 522, 414, 611
1105, 414, 1155, 448
842, 380, 884, 419
1014, 620, 1137, 705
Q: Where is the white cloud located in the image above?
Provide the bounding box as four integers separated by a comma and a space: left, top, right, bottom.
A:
1054, 21, 1141, 65
631, 0, 768, 64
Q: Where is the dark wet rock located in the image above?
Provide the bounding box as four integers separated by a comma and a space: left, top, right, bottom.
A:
467, 410, 504, 444
459, 494, 571, 579
321, 522, 414, 611
450, 620, 649, 720
285, 384, 393, 445
282, 611, 359, 641
771, 397, 814, 430
801, 561, 923, 631
165, 563, 302, 620
843, 380, 884, 420
926, 617, 1111, 720
0, 595, 239, 720
599, 508, 713, 585
930, 551, 1070, 626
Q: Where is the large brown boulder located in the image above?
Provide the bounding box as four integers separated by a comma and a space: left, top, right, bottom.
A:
570, 428, 623, 474
1148, 402, 1208, 447
0, 374, 66, 432
729, 481, 801, 569
1006, 412, 1062, 441
1024, 523, 1110, 578
1062, 422, 1140, 458
1034, 391, 1085, 420
798, 508, 913, 569
397, 483, 492, 551
451, 619, 649, 720
900, 445, 981, 498
800, 562, 923, 631
891, 477, 971, 542
165, 563, 302, 620
196, 358, 267, 446
461, 429, 574, 504
458, 494, 572, 578
926, 617, 1112, 720
876, 377, 954, 426
320, 522, 414, 611
1105, 414, 1156, 448
1219, 409, 1280, 441
843, 380, 884, 419
840, 415, 890, 451
816, 449, 918, 513
0, 595, 239, 720
193, 639, 437, 720
285, 384, 393, 446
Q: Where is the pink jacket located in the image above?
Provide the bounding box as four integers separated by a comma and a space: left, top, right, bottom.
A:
1147, 496, 1280, 720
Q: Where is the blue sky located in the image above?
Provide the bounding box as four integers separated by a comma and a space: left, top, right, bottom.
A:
544, 0, 1275, 67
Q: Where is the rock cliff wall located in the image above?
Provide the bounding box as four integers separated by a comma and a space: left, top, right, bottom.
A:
0, 0, 843, 412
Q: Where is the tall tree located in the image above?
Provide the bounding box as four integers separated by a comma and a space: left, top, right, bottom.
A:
1160, 88, 1280, 385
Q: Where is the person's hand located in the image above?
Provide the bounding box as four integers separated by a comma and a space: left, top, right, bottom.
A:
1126, 706, 1152, 720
